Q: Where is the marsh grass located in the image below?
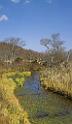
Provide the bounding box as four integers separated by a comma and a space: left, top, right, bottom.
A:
0, 71, 31, 124
40, 63, 72, 98
6, 70, 72, 124
17, 89, 72, 124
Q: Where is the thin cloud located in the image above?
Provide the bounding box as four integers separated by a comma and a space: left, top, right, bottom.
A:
0, 5, 3, 11
11, 0, 32, 4
10, 0, 53, 5
0, 15, 8, 22
24, 0, 32, 4
11, 0, 21, 3
46, 0, 53, 4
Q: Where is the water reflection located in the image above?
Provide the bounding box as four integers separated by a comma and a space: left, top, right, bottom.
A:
23, 72, 72, 113
18, 72, 72, 123
24, 72, 41, 94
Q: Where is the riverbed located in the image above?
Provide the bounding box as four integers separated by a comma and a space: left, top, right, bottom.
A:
16, 72, 72, 124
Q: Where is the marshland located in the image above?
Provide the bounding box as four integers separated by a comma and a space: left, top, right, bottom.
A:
0, 0, 72, 124
0, 33, 72, 124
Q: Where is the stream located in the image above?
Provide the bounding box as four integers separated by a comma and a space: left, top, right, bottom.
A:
17, 72, 72, 124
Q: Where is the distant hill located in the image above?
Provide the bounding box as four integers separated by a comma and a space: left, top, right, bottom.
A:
0, 42, 42, 61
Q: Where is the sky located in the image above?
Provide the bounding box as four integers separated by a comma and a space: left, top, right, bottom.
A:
0, 0, 72, 51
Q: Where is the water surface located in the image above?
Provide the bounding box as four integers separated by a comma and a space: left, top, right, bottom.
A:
17, 72, 72, 124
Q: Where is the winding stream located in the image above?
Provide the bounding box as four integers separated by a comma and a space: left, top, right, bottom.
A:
17, 72, 72, 124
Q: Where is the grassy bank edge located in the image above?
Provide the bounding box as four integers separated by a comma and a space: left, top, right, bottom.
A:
40, 65, 72, 100
0, 71, 31, 124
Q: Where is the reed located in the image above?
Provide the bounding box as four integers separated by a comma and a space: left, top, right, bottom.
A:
40, 63, 72, 98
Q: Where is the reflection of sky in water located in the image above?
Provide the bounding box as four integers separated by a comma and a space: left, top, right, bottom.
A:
18, 73, 72, 119
24, 73, 41, 94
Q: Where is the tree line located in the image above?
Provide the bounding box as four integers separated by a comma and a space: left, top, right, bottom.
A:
0, 34, 72, 69
40, 33, 72, 67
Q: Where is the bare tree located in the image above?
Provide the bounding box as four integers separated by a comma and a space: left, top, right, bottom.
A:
40, 38, 51, 50
3, 37, 26, 61
67, 49, 72, 62
40, 33, 64, 51
40, 33, 65, 64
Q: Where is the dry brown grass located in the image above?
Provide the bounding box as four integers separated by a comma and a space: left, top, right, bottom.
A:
40, 62, 72, 98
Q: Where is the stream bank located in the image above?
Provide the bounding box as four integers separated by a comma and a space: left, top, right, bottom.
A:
16, 72, 72, 124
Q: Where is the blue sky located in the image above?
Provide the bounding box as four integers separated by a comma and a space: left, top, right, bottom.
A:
0, 0, 72, 51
